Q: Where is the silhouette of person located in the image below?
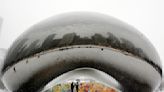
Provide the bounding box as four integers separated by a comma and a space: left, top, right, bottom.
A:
71, 82, 74, 92
76, 81, 79, 92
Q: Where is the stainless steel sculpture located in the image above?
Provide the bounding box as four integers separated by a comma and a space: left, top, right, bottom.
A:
0, 12, 162, 92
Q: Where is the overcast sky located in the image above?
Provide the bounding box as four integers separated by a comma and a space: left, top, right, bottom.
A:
0, 0, 164, 91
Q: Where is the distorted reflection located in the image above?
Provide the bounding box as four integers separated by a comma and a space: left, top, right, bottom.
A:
44, 81, 117, 92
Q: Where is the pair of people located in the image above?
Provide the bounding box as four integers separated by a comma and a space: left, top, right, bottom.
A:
71, 82, 79, 92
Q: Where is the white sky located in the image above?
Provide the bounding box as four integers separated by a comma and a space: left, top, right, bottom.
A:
0, 0, 164, 91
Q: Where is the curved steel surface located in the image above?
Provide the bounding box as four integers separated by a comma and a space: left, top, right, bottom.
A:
42, 68, 122, 92
2, 12, 162, 74
2, 45, 161, 92
1, 12, 162, 92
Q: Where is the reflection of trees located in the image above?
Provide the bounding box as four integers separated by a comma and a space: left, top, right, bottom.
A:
3, 32, 161, 75
107, 32, 120, 48
4, 38, 28, 71
58, 33, 76, 46
41, 34, 57, 51
92, 33, 108, 45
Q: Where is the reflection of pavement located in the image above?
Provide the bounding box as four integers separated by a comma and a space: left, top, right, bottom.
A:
46, 81, 117, 92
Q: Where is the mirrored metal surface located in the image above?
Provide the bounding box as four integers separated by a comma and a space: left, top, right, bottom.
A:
2, 12, 162, 74
1, 12, 162, 92
43, 80, 118, 92
42, 68, 122, 92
